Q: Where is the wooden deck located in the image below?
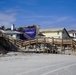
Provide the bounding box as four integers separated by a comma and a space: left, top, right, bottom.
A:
0, 32, 76, 53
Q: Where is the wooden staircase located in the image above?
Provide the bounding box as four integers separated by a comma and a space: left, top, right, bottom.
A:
0, 31, 76, 53
0, 32, 47, 47
72, 40, 76, 51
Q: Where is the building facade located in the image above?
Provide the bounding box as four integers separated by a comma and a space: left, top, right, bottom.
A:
68, 30, 76, 40
40, 28, 70, 39
0, 30, 22, 39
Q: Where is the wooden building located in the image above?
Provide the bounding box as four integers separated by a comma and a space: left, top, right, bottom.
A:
0, 30, 22, 39
40, 28, 71, 39
68, 30, 76, 41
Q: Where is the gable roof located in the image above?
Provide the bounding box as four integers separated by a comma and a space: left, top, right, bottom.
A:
40, 28, 71, 38
40, 28, 65, 32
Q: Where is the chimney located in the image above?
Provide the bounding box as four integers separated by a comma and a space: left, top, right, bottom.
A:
36, 25, 40, 35
11, 24, 15, 30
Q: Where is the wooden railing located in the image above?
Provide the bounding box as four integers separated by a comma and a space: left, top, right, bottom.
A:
0, 32, 76, 48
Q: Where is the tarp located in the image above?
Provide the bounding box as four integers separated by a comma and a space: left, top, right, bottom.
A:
23, 28, 36, 39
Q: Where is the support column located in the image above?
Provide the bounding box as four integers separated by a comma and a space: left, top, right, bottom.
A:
60, 39, 63, 54
36, 39, 38, 52
52, 38, 54, 54
71, 40, 73, 54
43, 38, 46, 53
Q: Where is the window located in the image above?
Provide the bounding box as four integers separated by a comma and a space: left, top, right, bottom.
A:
72, 33, 74, 36
58, 36, 60, 38
17, 34, 20, 36
75, 33, 76, 37
62, 31, 64, 34
57, 31, 59, 35
10, 35, 12, 36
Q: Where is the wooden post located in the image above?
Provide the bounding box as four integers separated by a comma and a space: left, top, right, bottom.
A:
43, 38, 46, 53
7, 36, 9, 42
36, 39, 38, 52
2, 34, 3, 45
60, 39, 63, 54
2, 33, 3, 38
21, 40, 23, 47
74, 42, 76, 55
47, 44, 48, 53
39, 43, 41, 53
28, 40, 31, 51
52, 38, 54, 54
71, 40, 76, 55
75, 45, 76, 55
29, 39, 31, 46
63, 45, 65, 54
71, 40, 73, 54
14, 39, 16, 45
25, 46, 26, 49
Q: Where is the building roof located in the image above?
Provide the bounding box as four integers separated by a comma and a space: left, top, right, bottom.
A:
40, 28, 71, 38
0, 30, 22, 34
68, 30, 76, 33
40, 28, 65, 32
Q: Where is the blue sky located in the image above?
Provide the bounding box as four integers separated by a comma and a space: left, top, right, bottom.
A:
0, 0, 76, 30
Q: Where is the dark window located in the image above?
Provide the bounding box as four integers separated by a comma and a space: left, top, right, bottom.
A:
57, 31, 59, 35
73, 33, 74, 36
58, 36, 60, 38
62, 31, 64, 34
75, 33, 76, 37
17, 34, 20, 36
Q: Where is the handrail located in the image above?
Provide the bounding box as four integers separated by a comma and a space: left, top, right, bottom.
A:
0, 32, 76, 48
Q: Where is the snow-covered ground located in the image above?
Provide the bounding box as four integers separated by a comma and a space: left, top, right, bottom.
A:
0, 52, 76, 75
